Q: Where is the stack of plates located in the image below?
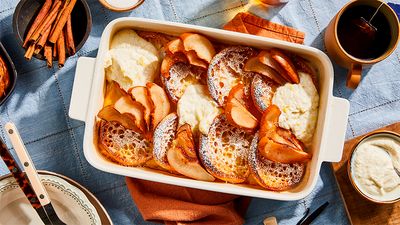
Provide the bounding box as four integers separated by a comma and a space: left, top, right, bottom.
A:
0, 171, 112, 225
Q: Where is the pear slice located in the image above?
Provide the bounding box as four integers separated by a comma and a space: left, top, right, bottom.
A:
269, 49, 299, 84
130, 86, 154, 131
97, 106, 139, 132
114, 96, 146, 133
225, 98, 258, 132
185, 50, 208, 69
165, 38, 185, 54
167, 124, 215, 181
244, 57, 286, 85
180, 33, 216, 63
146, 83, 171, 130
258, 138, 311, 163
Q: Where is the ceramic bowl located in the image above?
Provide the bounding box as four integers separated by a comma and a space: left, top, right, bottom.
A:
12, 0, 92, 60
0, 42, 17, 106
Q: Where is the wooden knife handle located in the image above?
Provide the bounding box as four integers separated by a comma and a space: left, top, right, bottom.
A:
0, 139, 41, 209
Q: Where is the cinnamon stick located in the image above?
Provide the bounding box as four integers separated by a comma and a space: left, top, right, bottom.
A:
44, 44, 53, 68
53, 43, 57, 58
23, 0, 52, 48
49, 0, 77, 44
50, 0, 70, 35
57, 32, 66, 68
64, 15, 75, 55
36, 26, 52, 50
24, 44, 36, 60
29, 0, 62, 43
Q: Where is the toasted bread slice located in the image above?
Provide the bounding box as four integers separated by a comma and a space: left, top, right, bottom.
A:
199, 115, 253, 183
207, 46, 258, 106
98, 120, 152, 166
251, 75, 277, 112
162, 62, 206, 102
153, 113, 178, 171
249, 133, 305, 191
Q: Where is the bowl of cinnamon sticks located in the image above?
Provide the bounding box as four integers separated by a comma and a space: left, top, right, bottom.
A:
13, 0, 92, 69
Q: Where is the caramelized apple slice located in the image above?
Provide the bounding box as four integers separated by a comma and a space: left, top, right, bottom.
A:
146, 83, 171, 130
114, 96, 147, 133
225, 98, 258, 132
258, 50, 292, 83
97, 106, 139, 132
175, 124, 197, 160
104, 81, 126, 107
165, 38, 185, 54
130, 86, 154, 131
161, 53, 188, 78
180, 33, 216, 63
259, 104, 280, 137
244, 57, 286, 85
167, 123, 215, 181
276, 127, 304, 151
185, 50, 208, 69
227, 84, 261, 119
167, 146, 215, 181
269, 49, 299, 84
258, 138, 311, 163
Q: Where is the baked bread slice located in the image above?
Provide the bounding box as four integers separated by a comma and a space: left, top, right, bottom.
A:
199, 114, 253, 183
153, 113, 178, 171
207, 46, 258, 106
98, 120, 152, 166
249, 133, 305, 191
162, 62, 206, 103
251, 74, 277, 112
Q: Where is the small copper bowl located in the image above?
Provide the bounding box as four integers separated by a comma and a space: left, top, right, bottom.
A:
347, 131, 400, 204
98, 0, 144, 12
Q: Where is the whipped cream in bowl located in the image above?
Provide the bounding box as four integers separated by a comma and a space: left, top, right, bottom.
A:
349, 132, 400, 203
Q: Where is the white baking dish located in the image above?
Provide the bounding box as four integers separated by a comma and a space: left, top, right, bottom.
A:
69, 17, 349, 201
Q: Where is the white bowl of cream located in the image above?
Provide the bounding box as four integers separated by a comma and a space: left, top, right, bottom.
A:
349, 132, 400, 203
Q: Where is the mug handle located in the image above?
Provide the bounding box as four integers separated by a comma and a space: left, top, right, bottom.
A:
346, 64, 362, 89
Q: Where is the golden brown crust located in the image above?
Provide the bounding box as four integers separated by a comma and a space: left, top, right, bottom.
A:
199, 115, 253, 183
98, 120, 153, 166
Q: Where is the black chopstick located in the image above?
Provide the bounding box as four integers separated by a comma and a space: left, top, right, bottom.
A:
297, 201, 329, 225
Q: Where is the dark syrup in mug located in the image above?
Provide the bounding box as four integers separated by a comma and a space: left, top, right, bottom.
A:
337, 5, 392, 60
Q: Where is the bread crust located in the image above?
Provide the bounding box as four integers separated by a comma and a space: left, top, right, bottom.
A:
98, 120, 153, 166
207, 46, 257, 106
250, 75, 277, 112
153, 113, 178, 171
199, 115, 253, 183
249, 133, 305, 191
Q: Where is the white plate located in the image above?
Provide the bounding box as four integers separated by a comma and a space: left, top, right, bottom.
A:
0, 174, 101, 225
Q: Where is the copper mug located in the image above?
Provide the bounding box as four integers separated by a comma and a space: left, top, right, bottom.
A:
325, 0, 400, 89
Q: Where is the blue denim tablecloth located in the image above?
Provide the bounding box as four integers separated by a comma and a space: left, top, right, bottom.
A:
1, 0, 400, 224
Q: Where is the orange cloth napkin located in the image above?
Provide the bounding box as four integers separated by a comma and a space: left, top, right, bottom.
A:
224, 12, 305, 44
126, 12, 305, 225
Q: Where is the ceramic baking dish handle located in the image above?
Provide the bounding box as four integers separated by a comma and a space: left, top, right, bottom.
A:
322, 97, 350, 162
69, 57, 96, 122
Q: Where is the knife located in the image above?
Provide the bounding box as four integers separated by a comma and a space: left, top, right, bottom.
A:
4, 122, 67, 225
0, 138, 52, 224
